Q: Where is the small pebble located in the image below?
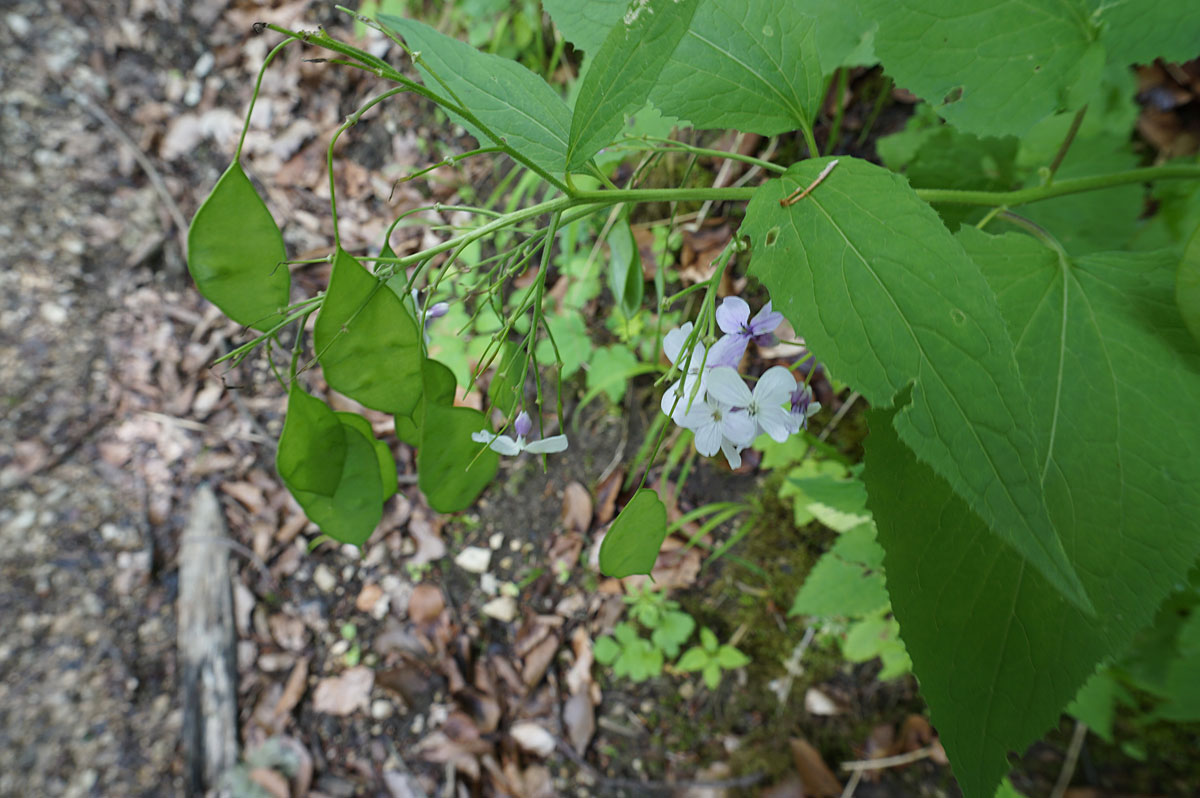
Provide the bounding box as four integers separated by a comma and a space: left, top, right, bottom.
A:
481, 596, 517, 623
488, 532, 504, 550
454, 546, 492, 574
370, 699, 393, 720
312, 564, 337, 593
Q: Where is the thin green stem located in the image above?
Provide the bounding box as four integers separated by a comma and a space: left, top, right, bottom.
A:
327, 87, 409, 247
800, 125, 819, 160
917, 165, 1200, 206
236, 37, 297, 160
997, 211, 1070, 261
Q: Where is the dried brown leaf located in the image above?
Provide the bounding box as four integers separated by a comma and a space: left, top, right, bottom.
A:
312, 666, 374, 716
562, 691, 594, 755
788, 739, 842, 798
408, 583, 446, 625
561, 481, 593, 533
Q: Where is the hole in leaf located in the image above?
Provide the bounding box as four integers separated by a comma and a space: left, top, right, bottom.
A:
943, 86, 964, 105
765, 226, 780, 247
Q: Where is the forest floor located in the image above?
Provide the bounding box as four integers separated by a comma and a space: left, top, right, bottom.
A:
3, 2, 1199, 798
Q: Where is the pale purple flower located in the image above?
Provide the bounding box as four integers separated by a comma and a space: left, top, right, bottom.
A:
709, 297, 784, 367
705, 366, 796, 443
674, 394, 755, 459
472, 411, 568, 456
786, 384, 821, 434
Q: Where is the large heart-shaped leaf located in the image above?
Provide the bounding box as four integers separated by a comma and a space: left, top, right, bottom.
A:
741, 156, 1087, 609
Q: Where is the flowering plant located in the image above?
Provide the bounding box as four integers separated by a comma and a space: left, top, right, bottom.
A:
186, 2, 1200, 795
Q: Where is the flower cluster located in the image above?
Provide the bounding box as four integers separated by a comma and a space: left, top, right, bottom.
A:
473, 411, 568, 456
661, 297, 819, 468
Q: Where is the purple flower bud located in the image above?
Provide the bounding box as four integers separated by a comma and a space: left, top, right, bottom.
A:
514, 411, 533, 438
426, 302, 450, 323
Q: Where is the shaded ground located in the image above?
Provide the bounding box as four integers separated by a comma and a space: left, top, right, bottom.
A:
5, 2, 1200, 798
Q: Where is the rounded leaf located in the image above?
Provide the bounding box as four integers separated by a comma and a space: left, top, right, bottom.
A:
599, 489, 668, 578
187, 161, 291, 331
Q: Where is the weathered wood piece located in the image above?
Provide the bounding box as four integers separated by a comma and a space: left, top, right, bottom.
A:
178, 484, 239, 797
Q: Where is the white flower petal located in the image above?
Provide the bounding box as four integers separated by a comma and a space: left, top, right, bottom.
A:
720, 409, 756, 446
756, 405, 793, 443
676, 400, 713, 430
488, 435, 522, 456
705, 367, 753, 407
720, 438, 744, 469
754, 366, 798, 406
693, 421, 723, 456
524, 435, 568, 454
662, 375, 703, 422
471, 430, 495, 444
662, 322, 693, 365
807, 401, 822, 417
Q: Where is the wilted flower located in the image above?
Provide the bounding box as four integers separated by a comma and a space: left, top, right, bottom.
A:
472, 411, 568, 456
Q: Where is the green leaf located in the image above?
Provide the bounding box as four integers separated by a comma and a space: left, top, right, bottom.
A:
566, 0, 699, 172
651, 610, 695, 659
676, 646, 709, 672
315, 248, 424, 416
187, 161, 290, 331
276, 385, 346, 497
487, 343, 524, 416
599, 488, 668, 578
335, 412, 397, 501
716, 645, 750, 670
1067, 668, 1118, 742
1096, 2, 1200, 65
699, 627, 718, 653
650, 1, 826, 137
1178, 223, 1200, 346
1017, 134, 1141, 254
380, 14, 571, 177
866, 232, 1200, 796
606, 218, 644, 319
535, 313, 593, 378
860, 0, 1098, 136
593, 635, 621, 665
288, 419, 384, 547
790, 527, 887, 617
417, 403, 499, 513
542, 0, 625, 55
396, 356, 458, 446
586, 345, 640, 404
742, 157, 1088, 609
702, 661, 721, 690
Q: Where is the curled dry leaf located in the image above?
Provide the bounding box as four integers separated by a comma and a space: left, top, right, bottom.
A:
565, 627, 594, 697
593, 468, 624, 526
269, 657, 310, 729
509, 721, 556, 757
521, 634, 559, 688
407, 510, 445, 565
562, 691, 594, 755
311, 666, 374, 716
561, 481, 593, 533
